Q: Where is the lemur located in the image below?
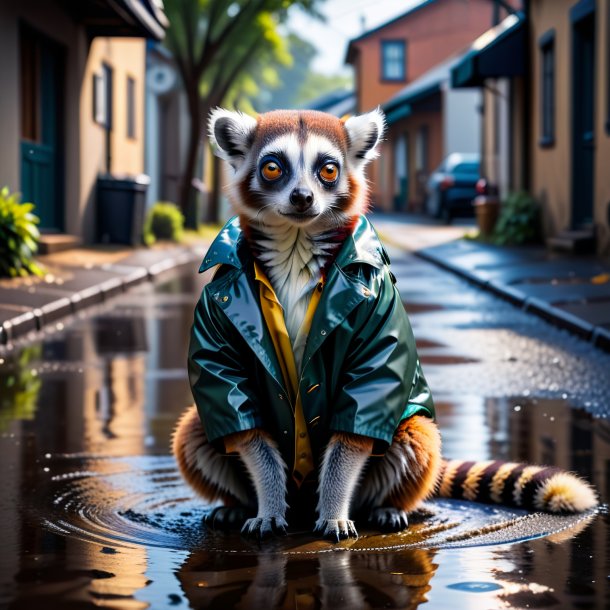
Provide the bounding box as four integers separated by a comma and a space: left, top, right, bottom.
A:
173, 108, 597, 541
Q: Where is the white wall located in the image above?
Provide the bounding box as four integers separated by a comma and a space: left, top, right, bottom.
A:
443, 86, 482, 157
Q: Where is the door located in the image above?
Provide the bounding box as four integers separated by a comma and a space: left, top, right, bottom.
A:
393, 134, 408, 211
571, 7, 596, 228
19, 25, 64, 231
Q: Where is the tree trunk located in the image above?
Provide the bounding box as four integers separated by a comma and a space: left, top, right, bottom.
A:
208, 153, 222, 224
180, 84, 202, 229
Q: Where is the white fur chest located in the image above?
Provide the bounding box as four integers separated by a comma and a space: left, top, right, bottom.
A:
252, 223, 333, 370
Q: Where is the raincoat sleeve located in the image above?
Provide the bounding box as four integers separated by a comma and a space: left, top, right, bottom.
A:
330, 267, 435, 448
188, 286, 263, 445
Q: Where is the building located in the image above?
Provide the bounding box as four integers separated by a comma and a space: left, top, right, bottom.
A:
345, 0, 521, 211
379, 52, 483, 211
452, 0, 610, 254
0, 1, 168, 248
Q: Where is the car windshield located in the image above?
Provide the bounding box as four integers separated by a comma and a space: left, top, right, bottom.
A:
452, 162, 480, 174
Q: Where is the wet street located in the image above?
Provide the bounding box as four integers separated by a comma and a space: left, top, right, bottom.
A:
0, 237, 609, 610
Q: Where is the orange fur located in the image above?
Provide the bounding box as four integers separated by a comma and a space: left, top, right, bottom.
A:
387, 416, 443, 512
172, 406, 241, 506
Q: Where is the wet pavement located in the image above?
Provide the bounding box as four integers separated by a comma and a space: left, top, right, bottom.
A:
374, 215, 610, 352
1, 243, 609, 609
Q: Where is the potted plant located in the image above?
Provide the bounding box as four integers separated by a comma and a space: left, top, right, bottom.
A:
472, 179, 500, 237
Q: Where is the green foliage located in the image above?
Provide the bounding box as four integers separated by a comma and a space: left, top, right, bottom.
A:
253, 33, 353, 111
0, 186, 43, 278
143, 202, 185, 245
162, 0, 325, 218
294, 71, 353, 108
493, 192, 541, 246
0, 345, 42, 432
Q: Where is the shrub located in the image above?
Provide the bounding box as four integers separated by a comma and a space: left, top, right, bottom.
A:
143, 202, 185, 245
0, 186, 43, 277
493, 191, 541, 246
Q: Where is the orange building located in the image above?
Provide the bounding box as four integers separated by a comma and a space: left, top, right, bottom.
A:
452, 0, 610, 255
346, 0, 521, 210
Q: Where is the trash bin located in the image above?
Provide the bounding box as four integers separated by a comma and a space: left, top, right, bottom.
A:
96, 173, 150, 245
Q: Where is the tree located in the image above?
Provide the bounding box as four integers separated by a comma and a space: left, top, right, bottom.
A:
253, 33, 352, 112
163, 0, 323, 226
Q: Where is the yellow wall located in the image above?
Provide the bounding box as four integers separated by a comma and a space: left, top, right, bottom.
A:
529, 0, 610, 253
80, 38, 146, 240
529, 0, 573, 240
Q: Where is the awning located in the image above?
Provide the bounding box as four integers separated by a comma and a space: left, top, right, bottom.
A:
62, 0, 168, 41
382, 53, 465, 125
451, 13, 525, 88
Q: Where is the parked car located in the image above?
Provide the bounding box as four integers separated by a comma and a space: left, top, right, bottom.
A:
425, 153, 480, 222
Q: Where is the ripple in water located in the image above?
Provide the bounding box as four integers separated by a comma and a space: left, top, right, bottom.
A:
38, 455, 596, 555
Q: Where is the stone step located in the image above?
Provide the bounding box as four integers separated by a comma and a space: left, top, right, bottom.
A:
38, 234, 82, 255
546, 229, 596, 254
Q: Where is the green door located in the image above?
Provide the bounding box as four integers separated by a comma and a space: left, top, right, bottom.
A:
19, 26, 64, 231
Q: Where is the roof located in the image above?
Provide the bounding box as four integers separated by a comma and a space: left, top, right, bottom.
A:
345, 0, 438, 64
382, 52, 467, 124
303, 89, 356, 118
451, 12, 525, 88
64, 0, 168, 41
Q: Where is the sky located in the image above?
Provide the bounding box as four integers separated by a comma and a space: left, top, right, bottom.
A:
288, 0, 422, 75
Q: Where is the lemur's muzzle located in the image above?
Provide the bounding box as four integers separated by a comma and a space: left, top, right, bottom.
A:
289, 188, 314, 212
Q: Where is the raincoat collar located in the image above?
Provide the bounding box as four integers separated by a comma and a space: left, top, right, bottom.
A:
198, 215, 386, 274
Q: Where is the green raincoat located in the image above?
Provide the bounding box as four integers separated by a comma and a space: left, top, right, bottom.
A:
188, 215, 435, 473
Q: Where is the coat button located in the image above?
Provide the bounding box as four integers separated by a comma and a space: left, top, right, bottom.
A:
300, 452, 308, 459
320, 330, 326, 336
278, 393, 284, 400
363, 288, 371, 297
222, 296, 228, 302
299, 431, 307, 438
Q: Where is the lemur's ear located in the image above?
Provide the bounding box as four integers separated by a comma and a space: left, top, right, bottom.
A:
344, 108, 386, 167
208, 108, 258, 170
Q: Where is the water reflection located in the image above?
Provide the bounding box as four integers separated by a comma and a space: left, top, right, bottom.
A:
0, 265, 609, 609
178, 549, 437, 610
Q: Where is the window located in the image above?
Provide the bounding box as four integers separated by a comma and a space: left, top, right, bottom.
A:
93, 63, 113, 129
127, 76, 136, 139
381, 40, 406, 81
539, 29, 555, 146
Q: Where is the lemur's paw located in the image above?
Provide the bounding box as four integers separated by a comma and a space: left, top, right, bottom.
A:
241, 516, 288, 540
204, 506, 253, 531
368, 507, 409, 532
314, 518, 358, 542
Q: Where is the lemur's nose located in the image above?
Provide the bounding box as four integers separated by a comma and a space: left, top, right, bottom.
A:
289, 187, 314, 210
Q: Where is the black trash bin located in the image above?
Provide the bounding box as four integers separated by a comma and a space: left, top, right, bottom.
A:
96, 173, 150, 245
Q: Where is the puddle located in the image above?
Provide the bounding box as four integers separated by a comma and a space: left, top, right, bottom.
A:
1, 256, 610, 609
38, 455, 597, 555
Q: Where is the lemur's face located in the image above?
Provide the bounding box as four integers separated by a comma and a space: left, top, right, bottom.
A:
209, 109, 385, 229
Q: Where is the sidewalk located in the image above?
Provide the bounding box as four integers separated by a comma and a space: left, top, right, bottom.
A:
374, 215, 610, 352
0, 240, 209, 347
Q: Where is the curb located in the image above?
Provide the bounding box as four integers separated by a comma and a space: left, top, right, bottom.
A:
412, 248, 610, 354
0, 249, 204, 347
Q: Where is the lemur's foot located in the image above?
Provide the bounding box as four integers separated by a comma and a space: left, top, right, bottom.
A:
241, 516, 288, 540
204, 506, 253, 531
368, 507, 409, 532
314, 518, 358, 542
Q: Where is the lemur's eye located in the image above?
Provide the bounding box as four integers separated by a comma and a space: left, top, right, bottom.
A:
261, 160, 283, 181
318, 163, 339, 183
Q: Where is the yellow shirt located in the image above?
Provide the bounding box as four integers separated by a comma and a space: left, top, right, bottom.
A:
254, 262, 323, 486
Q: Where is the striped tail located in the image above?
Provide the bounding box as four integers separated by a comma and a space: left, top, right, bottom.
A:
437, 459, 597, 513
